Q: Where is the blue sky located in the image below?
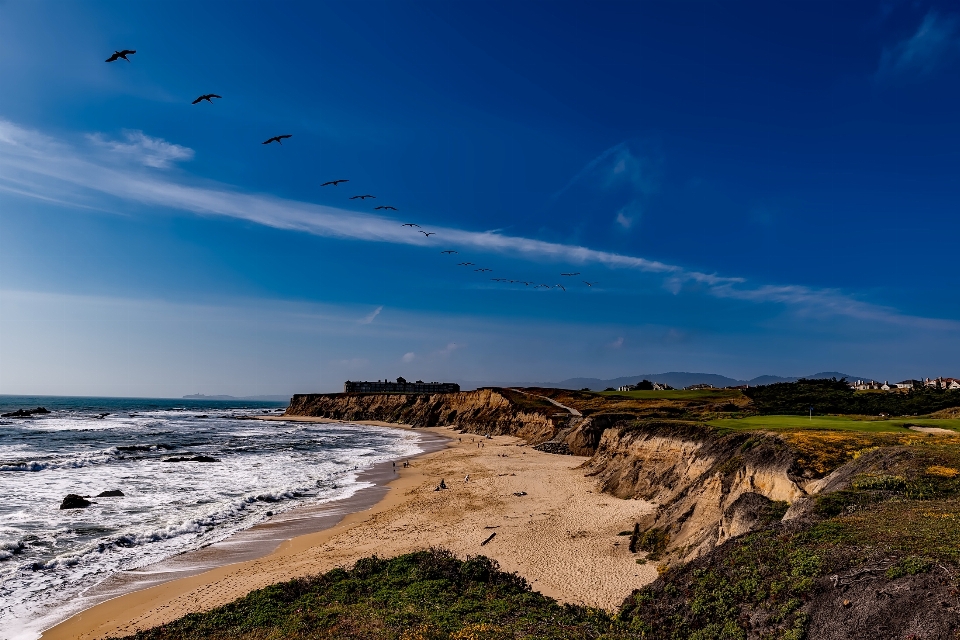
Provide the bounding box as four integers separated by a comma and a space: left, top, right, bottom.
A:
1, 0, 959, 396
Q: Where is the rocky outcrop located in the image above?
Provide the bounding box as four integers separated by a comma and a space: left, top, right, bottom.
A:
581, 421, 804, 561
96, 489, 124, 497
162, 455, 220, 463
2, 407, 50, 418
286, 389, 563, 444
60, 494, 91, 509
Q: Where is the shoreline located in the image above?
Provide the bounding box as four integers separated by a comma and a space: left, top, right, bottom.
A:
35, 418, 447, 640
43, 421, 657, 640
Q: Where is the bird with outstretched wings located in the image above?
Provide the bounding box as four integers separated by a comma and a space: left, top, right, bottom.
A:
441, 250, 457, 254
402, 223, 420, 228
560, 272, 580, 276
583, 281, 597, 287
457, 262, 474, 266
419, 231, 436, 237
350, 195, 375, 200
321, 179, 349, 186
192, 94, 222, 104
475, 268, 492, 272
555, 284, 566, 291
106, 50, 136, 62
263, 135, 293, 145
375, 205, 398, 211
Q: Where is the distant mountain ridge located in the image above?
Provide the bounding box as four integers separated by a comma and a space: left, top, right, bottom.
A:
456, 371, 865, 392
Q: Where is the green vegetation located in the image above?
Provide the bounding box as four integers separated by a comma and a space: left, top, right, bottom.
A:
744, 377, 960, 416
117, 550, 630, 640
707, 414, 960, 433
598, 389, 743, 401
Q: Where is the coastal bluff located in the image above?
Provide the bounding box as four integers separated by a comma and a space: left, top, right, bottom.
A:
284, 388, 808, 562
286, 388, 562, 444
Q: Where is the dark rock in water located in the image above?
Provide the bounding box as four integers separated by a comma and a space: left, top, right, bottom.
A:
96, 490, 124, 497
162, 455, 220, 463
60, 494, 92, 509
194, 415, 208, 418
95, 413, 110, 419
2, 407, 50, 418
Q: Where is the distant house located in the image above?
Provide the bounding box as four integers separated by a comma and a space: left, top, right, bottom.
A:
895, 380, 921, 389
684, 383, 714, 390
344, 377, 460, 394
617, 381, 673, 391
923, 377, 960, 390
726, 384, 750, 390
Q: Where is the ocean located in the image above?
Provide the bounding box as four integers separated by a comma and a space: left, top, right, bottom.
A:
0, 395, 426, 639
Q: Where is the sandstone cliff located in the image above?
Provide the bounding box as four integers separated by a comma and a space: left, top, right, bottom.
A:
286, 390, 812, 561
286, 388, 564, 444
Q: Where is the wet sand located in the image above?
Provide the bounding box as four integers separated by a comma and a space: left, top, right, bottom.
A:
43, 421, 657, 640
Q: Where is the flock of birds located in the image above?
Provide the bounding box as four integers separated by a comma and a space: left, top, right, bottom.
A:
106, 49, 597, 292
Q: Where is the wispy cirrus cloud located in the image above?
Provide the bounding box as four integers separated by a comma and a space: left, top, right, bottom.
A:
359, 305, 383, 325
0, 118, 956, 331
878, 11, 960, 79
87, 130, 194, 168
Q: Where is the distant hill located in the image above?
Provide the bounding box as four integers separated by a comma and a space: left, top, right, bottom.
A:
457, 371, 865, 391
183, 394, 290, 402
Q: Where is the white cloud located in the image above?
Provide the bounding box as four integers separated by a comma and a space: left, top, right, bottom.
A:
436, 342, 461, 357
609, 336, 624, 349
615, 209, 634, 229
0, 118, 955, 331
359, 305, 383, 325
88, 130, 194, 168
402, 352, 416, 363
878, 11, 960, 78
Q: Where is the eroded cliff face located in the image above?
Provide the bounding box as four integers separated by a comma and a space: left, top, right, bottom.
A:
286, 389, 561, 443
287, 391, 812, 562
580, 422, 805, 561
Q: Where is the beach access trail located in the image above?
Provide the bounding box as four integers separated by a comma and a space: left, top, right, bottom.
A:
44, 421, 655, 640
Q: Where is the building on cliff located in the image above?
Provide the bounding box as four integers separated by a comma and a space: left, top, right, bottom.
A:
344, 377, 460, 394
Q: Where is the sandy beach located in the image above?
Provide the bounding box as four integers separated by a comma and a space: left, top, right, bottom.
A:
43, 419, 656, 640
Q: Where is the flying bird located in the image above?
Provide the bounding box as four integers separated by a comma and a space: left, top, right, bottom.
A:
560, 272, 581, 276
321, 179, 349, 186
492, 278, 507, 282
475, 268, 492, 272
106, 50, 136, 63
583, 281, 597, 287
402, 223, 420, 228
375, 205, 398, 211
555, 284, 566, 291
457, 262, 475, 266
522, 281, 532, 286
263, 135, 293, 145
192, 94, 222, 104
419, 231, 436, 237
440, 250, 458, 254
350, 195, 375, 200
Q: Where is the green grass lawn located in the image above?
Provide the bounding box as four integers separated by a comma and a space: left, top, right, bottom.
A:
598, 389, 744, 400
707, 414, 960, 433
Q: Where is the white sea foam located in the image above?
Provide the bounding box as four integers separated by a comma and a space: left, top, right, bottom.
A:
0, 404, 423, 639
